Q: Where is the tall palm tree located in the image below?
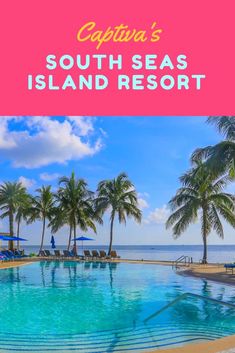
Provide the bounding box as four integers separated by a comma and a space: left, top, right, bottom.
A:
49, 204, 74, 251
0, 182, 27, 250
192, 116, 235, 177
29, 186, 55, 253
166, 162, 235, 263
15, 193, 32, 250
55, 172, 100, 253
95, 173, 142, 255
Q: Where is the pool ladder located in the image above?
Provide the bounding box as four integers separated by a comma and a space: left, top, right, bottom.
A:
172, 255, 193, 269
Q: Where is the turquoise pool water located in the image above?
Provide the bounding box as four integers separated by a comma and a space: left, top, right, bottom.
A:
1, 261, 235, 352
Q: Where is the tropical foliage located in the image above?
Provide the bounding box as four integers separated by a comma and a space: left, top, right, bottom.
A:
166, 161, 235, 263
15, 193, 32, 250
192, 116, 235, 177
51, 172, 101, 253
0, 182, 28, 250
95, 173, 142, 255
28, 186, 55, 252
0, 172, 141, 253
1, 117, 235, 260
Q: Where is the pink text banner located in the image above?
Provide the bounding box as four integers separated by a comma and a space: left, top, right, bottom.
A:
0, 0, 234, 115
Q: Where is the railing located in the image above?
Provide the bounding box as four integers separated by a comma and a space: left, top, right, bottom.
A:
144, 292, 235, 324
172, 255, 193, 268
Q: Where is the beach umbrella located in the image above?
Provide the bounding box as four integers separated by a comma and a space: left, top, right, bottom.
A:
0, 235, 27, 241
72, 236, 94, 251
50, 235, 56, 249
0, 235, 27, 251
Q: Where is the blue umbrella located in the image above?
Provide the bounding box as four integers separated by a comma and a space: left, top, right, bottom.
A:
72, 236, 94, 252
0, 235, 27, 251
74, 236, 94, 241
50, 235, 56, 249
0, 235, 27, 241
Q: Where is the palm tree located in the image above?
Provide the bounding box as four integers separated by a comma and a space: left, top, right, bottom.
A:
15, 193, 32, 250
0, 182, 27, 250
29, 186, 55, 253
49, 205, 70, 248
55, 172, 100, 253
166, 162, 235, 263
192, 116, 235, 177
95, 173, 142, 255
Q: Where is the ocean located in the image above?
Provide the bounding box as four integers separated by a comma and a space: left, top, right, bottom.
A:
22, 245, 235, 263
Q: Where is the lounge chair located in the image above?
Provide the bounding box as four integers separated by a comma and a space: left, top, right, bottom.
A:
224, 264, 235, 274
44, 250, 53, 257
8, 250, 18, 258
2, 250, 15, 260
99, 250, 107, 259
38, 250, 46, 257
84, 250, 92, 260
0, 252, 9, 261
14, 250, 23, 257
91, 250, 99, 259
110, 250, 120, 259
63, 250, 74, 258
0, 255, 6, 261
11, 250, 21, 258
54, 250, 62, 258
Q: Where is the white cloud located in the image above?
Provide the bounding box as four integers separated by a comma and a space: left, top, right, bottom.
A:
67, 116, 94, 136
40, 172, 61, 181
18, 176, 36, 189
144, 204, 170, 224
137, 197, 149, 210
0, 117, 23, 149
137, 192, 149, 210
0, 116, 103, 168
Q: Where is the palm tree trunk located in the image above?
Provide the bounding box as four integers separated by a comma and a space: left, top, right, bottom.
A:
16, 219, 20, 251
108, 213, 115, 255
73, 223, 77, 256
67, 224, 72, 250
202, 207, 208, 264
39, 216, 46, 253
202, 234, 207, 264
9, 209, 14, 251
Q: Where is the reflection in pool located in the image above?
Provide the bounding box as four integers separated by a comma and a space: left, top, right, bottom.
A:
0, 261, 235, 352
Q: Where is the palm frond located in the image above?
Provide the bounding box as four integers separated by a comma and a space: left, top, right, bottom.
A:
207, 116, 235, 141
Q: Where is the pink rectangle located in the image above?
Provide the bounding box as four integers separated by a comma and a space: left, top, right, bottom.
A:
0, 0, 234, 115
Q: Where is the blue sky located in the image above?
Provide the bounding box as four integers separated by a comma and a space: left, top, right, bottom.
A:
0, 116, 234, 246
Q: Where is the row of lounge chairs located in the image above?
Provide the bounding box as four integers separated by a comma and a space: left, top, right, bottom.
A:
0, 250, 25, 261
38, 249, 120, 260
224, 263, 235, 274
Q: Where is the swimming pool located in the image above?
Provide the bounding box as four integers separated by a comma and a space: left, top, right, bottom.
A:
0, 261, 235, 352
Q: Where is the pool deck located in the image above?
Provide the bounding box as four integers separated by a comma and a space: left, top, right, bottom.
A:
152, 334, 235, 353
1, 258, 235, 353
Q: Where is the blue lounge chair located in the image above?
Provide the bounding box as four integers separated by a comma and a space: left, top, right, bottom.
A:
0, 252, 9, 261
14, 250, 26, 258
224, 264, 235, 274
8, 250, 20, 258
2, 250, 15, 260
